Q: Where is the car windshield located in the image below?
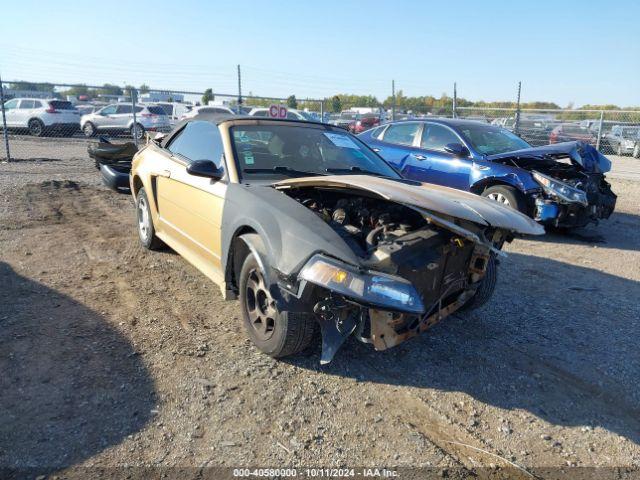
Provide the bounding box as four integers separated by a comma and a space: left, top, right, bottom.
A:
563, 125, 590, 135
458, 124, 531, 155
231, 124, 399, 181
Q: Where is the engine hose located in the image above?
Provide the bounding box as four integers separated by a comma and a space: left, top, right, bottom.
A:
365, 225, 385, 249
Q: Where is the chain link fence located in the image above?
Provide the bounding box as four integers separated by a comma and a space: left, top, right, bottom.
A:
0, 80, 325, 162
456, 107, 640, 157
2, 78, 639, 162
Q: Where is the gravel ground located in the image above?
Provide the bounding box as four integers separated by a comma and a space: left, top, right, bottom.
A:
0, 146, 639, 479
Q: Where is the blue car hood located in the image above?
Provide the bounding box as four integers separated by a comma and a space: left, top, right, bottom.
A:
487, 141, 611, 174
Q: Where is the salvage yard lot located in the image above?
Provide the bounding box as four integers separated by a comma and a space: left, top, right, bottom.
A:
1, 151, 639, 475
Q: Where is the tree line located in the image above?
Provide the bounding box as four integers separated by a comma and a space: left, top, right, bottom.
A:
7, 81, 639, 115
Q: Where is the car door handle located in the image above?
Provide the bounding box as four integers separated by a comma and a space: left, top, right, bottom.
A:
158, 169, 171, 178
413, 154, 427, 160
372, 147, 382, 152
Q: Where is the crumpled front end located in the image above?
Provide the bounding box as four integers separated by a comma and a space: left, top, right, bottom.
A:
273, 185, 517, 363
489, 142, 617, 228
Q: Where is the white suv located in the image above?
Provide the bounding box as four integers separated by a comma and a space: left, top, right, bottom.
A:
2, 98, 81, 136
81, 103, 172, 139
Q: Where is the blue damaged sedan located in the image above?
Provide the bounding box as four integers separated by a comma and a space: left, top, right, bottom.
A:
359, 119, 616, 228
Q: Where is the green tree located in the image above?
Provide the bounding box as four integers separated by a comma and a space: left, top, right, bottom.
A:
287, 95, 298, 109
97, 83, 123, 96
9, 81, 54, 92
331, 95, 342, 113
139, 84, 150, 94
202, 88, 213, 105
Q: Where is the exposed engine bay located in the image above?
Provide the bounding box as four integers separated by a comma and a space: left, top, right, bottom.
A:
281, 186, 500, 362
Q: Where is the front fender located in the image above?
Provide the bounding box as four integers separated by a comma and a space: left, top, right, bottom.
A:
470, 163, 539, 194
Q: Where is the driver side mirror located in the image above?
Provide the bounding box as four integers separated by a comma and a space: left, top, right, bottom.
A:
186, 159, 224, 180
444, 142, 469, 157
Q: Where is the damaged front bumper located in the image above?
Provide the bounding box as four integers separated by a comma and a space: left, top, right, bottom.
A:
531, 172, 617, 228
276, 239, 493, 364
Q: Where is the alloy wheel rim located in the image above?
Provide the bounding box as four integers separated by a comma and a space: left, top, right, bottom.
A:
487, 192, 511, 206
137, 197, 150, 241
245, 268, 276, 341
84, 124, 93, 135
30, 122, 42, 136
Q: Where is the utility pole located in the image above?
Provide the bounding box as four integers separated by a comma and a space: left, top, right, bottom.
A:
391, 80, 396, 122
452, 82, 457, 118
237, 64, 243, 113
0, 72, 11, 162
514, 81, 522, 136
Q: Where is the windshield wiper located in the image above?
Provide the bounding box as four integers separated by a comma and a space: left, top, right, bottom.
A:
325, 166, 385, 176
243, 166, 324, 177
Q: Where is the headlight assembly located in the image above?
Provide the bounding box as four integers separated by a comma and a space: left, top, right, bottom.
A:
532, 171, 588, 206
299, 254, 425, 314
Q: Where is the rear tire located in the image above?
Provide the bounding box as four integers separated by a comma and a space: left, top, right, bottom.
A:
481, 185, 528, 215
633, 144, 640, 159
462, 254, 497, 311
239, 252, 316, 358
136, 187, 163, 250
130, 123, 145, 140
28, 119, 45, 137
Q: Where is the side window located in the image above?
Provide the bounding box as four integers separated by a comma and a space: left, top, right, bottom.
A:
370, 125, 386, 139
19, 100, 36, 109
33, 100, 43, 108
116, 105, 132, 114
101, 105, 117, 115
420, 124, 461, 151
252, 110, 268, 117
382, 122, 420, 146
134, 106, 144, 113
167, 121, 224, 168
3, 99, 19, 110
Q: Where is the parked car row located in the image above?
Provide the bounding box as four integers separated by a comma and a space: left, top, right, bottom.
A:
0, 97, 174, 139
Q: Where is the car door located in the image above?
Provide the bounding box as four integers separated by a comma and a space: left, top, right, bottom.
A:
370, 122, 425, 173
114, 104, 133, 129
15, 99, 36, 127
154, 121, 227, 280
2, 99, 20, 127
95, 105, 117, 129
416, 122, 473, 189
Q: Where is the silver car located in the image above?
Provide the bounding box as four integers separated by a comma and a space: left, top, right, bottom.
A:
81, 103, 171, 139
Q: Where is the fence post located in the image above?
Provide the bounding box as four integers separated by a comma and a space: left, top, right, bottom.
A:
319, 100, 324, 123
452, 82, 457, 118
391, 79, 396, 122
514, 81, 522, 136
596, 110, 604, 152
131, 88, 138, 146
0, 73, 10, 162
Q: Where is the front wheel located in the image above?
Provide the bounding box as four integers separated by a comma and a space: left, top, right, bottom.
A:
633, 143, 640, 159
136, 187, 163, 250
481, 185, 528, 215
461, 254, 497, 311
83, 122, 96, 137
239, 252, 316, 358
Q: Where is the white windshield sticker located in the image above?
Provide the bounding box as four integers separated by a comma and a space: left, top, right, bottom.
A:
324, 132, 359, 149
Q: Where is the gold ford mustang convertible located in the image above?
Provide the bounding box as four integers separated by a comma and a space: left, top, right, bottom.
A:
130, 115, 543, 363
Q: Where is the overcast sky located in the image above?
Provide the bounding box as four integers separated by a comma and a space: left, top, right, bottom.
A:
2, 0, 639, 107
